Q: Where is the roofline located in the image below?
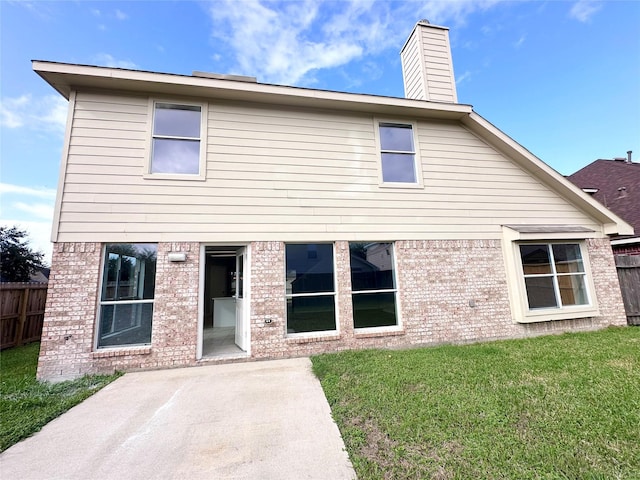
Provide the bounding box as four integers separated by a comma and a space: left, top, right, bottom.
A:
33, 60, 634, 237
611, 237, 640, 246
461, 112, 634, 236
32, 60, 472, 120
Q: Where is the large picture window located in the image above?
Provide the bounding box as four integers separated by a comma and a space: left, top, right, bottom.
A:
519, 243, 590, 310
285, 243, 336, 334
349, 242, 398, 328
379, 122, 417, 184
98, 244, 157, 348
150, 102, 203, 175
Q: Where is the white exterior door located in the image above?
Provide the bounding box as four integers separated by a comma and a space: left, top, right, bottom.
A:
234, 247, 247, 351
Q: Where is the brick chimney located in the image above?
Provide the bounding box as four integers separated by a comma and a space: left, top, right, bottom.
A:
400, 20, 457, 103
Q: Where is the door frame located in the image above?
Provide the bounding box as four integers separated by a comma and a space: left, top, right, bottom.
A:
197, 243, 251, 359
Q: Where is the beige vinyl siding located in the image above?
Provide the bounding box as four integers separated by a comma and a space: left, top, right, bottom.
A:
55, 91, 601, 243
419, 29, 456, 103
401, 33, 426, 101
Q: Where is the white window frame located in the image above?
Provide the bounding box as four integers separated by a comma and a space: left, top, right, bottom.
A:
349, 241, 402, 333
374, 118, 423, 188
95, 243, 157, 349
501, 226, 599, 323
144, 99, 208, 181
284, 243, 338, 337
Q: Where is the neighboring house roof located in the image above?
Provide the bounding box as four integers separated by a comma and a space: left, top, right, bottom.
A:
33, 60, 633, 238
568, 159, 639, 242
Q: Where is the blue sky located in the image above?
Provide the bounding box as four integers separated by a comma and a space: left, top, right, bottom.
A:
1, 0, 639, 263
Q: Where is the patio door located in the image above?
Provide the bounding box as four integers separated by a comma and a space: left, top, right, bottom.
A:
234, 247, 248, 351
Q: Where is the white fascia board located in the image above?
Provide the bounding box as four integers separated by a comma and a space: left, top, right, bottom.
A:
462, 112, 634, 236
610, 237, 640, 246
32, 60, 472, 120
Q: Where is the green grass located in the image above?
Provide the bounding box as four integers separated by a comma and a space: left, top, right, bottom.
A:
0, 342, 121, 452
312, 327, 640, 480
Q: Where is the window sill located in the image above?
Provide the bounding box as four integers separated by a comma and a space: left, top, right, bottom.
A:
285, 332, 341, 344
516, 306, 599, 324
143, 173, 206, 182
354, 327, 405, 339
378, 182, 424, 189
92, 346, 152, 358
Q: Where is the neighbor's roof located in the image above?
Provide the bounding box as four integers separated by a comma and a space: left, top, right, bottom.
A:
32, 60, 634, 237
568, 159, 640, 239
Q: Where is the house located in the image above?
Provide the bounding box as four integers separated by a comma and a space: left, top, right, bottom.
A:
34, 21, 632, 381
567, 153, 639, 255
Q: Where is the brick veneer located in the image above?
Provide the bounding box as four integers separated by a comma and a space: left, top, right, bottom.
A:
38, 242, 200, 381
38, 238, 627, 381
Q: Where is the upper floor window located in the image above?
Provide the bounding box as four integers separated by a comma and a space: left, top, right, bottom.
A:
150, 102, 204, 176
378, 122, 418, 184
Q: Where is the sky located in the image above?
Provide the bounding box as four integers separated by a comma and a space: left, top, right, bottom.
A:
1, 0, 639, 264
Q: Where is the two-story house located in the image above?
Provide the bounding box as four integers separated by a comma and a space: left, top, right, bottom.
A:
35, 22, 631, 381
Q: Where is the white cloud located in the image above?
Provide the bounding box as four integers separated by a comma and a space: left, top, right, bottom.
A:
115, 9, 128, 20
92, 54, 138, 69
206, 0, 506, 86
0, 95, 67, 132
12, 202, 55, 220
569, 1, 602, 23
0, 219, 53, 265
456, 70, 472, 85
0, 183, 57, 199
514, 34, 526, 48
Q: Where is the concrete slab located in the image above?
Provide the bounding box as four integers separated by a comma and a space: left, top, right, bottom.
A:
1, 358, 356, 480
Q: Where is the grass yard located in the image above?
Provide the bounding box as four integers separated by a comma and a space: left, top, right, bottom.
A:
0, 342, 121, 452
312, 327, 640, 480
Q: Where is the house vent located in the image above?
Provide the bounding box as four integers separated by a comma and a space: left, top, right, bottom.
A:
192, 71, 257, 83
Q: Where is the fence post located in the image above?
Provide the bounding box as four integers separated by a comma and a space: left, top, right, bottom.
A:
15, 286, 30, 347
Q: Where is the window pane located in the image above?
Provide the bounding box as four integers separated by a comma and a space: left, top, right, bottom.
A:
558, 274, 589, 306
353, 292, 397, 328
379, 124, 413, 151
524, 276, 558, 309
520, 244, 552, 275
98, 303, 153, 347
553, 244, 584, 273
350, 242, 394, 291
102, 244, 157, 301
381, 153, 416, 183
286, 295, 336, 333
154, 104, 201, 138
151, 138, 200, 174
286, 244, 334, 294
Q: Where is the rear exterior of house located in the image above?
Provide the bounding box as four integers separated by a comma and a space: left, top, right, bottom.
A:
35, 22, 632, 381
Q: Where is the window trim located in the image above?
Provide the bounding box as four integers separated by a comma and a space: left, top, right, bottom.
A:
144, 99, 208, 181
374, 118, 423, 188
501, 226, 599, 323
349, 241, 402, 333
284, 243, 339, 337
95, 243, 157, 350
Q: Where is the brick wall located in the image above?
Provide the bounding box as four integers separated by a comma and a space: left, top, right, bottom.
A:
38, 242, 200, 381
39, 238, 627, 380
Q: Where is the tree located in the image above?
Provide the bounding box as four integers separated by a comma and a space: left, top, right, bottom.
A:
0, 226, 46, 282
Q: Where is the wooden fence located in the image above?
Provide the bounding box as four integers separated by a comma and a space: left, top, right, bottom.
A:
0, 283, 48, 350
615, 255, 640, 326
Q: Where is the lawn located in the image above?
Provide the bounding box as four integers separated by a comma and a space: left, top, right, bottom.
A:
0, 342, 121, 452
312, 327, 640, 479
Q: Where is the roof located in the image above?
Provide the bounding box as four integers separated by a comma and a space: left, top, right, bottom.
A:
568, 159, 640, 240
32, 60, 634, 238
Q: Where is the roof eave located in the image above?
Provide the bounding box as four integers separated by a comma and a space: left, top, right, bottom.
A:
32, 60, 472, 120
462, 112, 635, 236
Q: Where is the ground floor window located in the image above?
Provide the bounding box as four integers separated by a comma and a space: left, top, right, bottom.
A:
97, 243, 157, 348
285, 243, 336, 333
519, 243, 590, 310
349, 242, 398, 328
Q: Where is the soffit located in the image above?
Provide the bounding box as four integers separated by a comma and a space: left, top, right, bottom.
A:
33, 60, 471, 120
